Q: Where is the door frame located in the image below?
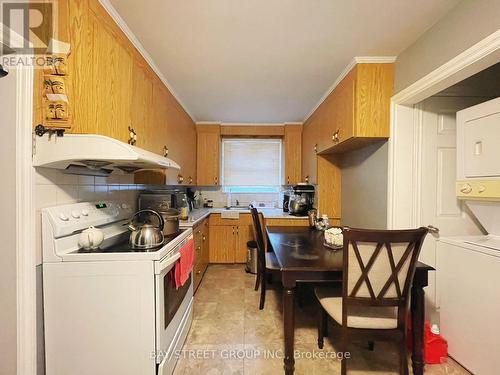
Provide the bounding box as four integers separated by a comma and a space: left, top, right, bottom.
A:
16, 66, 36, 375
387, 30, 500, 229
1, 21, 37, 374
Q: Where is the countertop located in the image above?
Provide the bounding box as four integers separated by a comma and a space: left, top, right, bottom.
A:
179, 207, 308, 228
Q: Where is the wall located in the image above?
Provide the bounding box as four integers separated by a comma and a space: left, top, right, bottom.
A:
340, 141, 388, 229
0, 62, 17, 375
395, 0, 500, 93
34, 169, 141, 374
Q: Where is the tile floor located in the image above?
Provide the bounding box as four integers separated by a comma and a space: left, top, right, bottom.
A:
174, 265, 470, 375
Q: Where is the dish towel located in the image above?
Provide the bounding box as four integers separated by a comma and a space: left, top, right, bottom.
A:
174, 238, 195, 289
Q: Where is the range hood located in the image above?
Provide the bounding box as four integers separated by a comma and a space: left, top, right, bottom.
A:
33, 134, 180, 175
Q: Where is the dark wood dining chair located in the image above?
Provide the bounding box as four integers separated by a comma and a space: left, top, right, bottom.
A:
250, 207, 281, 310
315, 226, 429, 375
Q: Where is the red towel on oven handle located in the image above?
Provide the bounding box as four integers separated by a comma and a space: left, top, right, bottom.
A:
174, 238, 195, 289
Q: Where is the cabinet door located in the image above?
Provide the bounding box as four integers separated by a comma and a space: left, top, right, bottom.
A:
163, 92, 197, 185
196, 125, 220, 186
151, 81, 169, 156
284, 124, 302, 185
235, 225, 253, 263
131, 62, 153, 151
301, 121, 317, 184
209, 225, 236, 263
90, 12, 132, 142
335, 68, 355, 144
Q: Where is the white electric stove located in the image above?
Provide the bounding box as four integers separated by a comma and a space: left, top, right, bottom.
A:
42, 200, 193, 375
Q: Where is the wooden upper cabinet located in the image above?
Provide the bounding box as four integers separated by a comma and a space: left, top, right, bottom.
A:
305, 63, 394, 154
301, 120, 318, 185
89, 10, 132, 143
284, 124, 302, 185
36, 0, 198, 178
163, 91, 197, 185
131, 62, 154, 151
196, 125, 221, 186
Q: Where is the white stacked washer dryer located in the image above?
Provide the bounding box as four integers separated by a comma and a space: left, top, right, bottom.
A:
437, 97, 500, 374
42, 200, 193, 375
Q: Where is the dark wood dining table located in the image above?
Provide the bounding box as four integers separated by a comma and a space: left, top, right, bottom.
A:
266, 226, 434, 375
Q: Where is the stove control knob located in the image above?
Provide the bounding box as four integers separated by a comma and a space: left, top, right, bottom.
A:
59, 213, 69, 221
71, 211, 81, 219
121, 203, 130, 210
81, 209, 89, 217
460, 184, 472, 194
478, 185, 486, 193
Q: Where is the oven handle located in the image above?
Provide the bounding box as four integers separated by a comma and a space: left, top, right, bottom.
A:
155, 252, 181, 275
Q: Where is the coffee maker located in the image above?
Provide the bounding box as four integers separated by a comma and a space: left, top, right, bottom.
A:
288, 184, 315, 216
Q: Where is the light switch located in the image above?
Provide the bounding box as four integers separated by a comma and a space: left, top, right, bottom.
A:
474, 141, 482, 155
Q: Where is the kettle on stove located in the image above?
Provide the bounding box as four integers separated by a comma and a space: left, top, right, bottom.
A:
128, 209, 165, 250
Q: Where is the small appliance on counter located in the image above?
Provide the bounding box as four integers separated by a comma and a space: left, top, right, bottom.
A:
288, 184, 315, 216
139, 191, 185, 234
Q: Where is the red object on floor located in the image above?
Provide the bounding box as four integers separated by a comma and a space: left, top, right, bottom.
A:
174, 238, 194, 289
406, 316, 448, 364
424, 322, 448, 364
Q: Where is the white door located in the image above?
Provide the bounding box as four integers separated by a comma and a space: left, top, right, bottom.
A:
418, 96, 484, 319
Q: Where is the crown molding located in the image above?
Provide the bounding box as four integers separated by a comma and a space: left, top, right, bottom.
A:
302, 56, 397, 123
99, 0, 197, 122
195, 121, 222, 126
354, 56, 397, 64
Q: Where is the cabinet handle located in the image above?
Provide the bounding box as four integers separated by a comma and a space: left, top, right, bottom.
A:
202, 235, 206, 241
188, 176, 193, 184
332, 130, 340, 143
214, 176, 218, 185
287, 176, 290, 184
196, 246, 201, 251
163, 145, 169, 157
314, 144, 318, 153
196, 270, 201, 274
177, 174, 184, 184
128, 126, 137, 145
305, 175, 309, 183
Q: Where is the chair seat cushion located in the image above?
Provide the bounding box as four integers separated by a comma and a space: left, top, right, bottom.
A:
315, 287, 398, 329
265, 252, 281, 270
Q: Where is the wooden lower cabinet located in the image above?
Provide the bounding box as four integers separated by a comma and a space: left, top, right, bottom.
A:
193, 217, 209, 293
209, 226, 237, 263
235, 224, 252, 263
208, 214, 255, 264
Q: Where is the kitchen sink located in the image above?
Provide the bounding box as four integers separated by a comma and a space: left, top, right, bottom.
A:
225, 206, 250, 211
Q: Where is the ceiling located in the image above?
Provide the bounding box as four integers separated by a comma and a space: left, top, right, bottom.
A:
108, 0, 459, 123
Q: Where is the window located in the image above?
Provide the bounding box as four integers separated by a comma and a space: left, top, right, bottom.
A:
221, 139, 282, 192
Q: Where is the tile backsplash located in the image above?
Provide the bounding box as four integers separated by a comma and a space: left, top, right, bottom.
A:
34, 168, 142, 265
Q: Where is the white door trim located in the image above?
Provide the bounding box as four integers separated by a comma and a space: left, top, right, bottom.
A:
388, 30, 500, 229
16, 65, 36, 375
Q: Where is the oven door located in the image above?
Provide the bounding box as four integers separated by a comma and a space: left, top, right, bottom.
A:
154, 238, 194, 365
